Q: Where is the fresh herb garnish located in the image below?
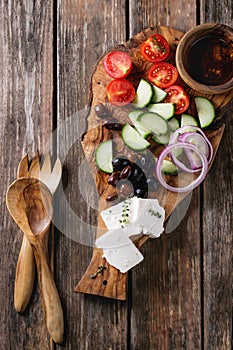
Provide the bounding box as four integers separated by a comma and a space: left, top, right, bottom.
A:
119, 198, 131, 228
148, 208, 162, 218
90, 265, 106, 279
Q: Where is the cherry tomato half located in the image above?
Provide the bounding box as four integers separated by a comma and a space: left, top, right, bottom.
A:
140, 34, 170, 63
148, 62, 178, 88
104, 51, 133, 79
106, 79, 135, 105
164, 85, 190, 114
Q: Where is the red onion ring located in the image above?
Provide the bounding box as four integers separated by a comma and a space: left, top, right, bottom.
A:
156, 142, 208, 193
169, 126, 213, 173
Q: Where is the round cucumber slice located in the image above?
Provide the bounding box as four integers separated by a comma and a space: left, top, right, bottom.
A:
128, 110, 151, 138
148, 103, 175, 120
95, 140, 113, 173
138, 112, 168, 135
195, 97, 215, 128
122, 123, 150, 151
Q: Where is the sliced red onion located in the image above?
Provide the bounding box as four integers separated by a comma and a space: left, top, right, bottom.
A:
169, 126, 213, 173
156, 142, 208, 193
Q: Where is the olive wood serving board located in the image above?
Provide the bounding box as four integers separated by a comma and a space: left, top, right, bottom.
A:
75, 26, 232, 300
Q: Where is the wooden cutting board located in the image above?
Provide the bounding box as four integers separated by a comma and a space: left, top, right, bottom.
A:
75, 26, 233, 300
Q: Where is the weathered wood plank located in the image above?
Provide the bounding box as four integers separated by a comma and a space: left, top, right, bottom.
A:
201, 2, 233, 349
128, 1, 203, 349
56, 0, 128, 348
0, 0, 54, 349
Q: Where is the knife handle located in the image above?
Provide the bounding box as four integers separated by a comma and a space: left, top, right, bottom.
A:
14, 235, 35, 313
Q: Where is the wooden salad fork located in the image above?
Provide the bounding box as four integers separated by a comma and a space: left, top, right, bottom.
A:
14, 153, 62, 313
6, 177, 64, 343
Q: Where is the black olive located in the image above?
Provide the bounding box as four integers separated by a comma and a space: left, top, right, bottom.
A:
128, 164, 146, 185
108, 171, 120, 186
106, 192, 119, 202
120, 165, 132, 179
117, 180, 134, 198
103, 117, 123, 131
94, 103, 110, 118
112, 157, 131, 171
139, 154, 155, 172
146, 175, 159, 192
134, 187, 148, 198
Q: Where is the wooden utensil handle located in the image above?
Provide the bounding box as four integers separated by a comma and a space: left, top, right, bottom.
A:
14, 235, 35, 313
34, 236, 64, 344
75, 248, 128, 300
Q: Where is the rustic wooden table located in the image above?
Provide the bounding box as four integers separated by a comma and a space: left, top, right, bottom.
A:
0, 1, 232, 349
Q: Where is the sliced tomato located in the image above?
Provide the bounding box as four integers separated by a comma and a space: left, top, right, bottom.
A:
164, 85, 190, 114
104, 51, 133, 79
148, 62, 178, 88
106, 79, 135, 105
140, 34, 170, 63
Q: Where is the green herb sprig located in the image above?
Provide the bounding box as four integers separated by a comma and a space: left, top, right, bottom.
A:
90, 265, 106, 279
148, 208, 162, 218
119, 198, 131, 228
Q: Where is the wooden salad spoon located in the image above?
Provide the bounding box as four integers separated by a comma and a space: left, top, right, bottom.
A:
14, 153, 62, 313
6, 177, 64, 344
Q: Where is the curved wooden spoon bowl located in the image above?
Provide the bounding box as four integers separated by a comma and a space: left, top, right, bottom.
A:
6, 178, 64, 343
75, 25, 231, 300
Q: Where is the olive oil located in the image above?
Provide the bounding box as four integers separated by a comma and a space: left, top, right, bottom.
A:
187, 35, 233, 85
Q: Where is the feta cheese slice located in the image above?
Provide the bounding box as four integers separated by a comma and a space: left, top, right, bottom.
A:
136, 198, 165, 237
96, 227, 130, 250
96, 228, 143, 273
100, 197, 142, 236
102, 242, 143, 274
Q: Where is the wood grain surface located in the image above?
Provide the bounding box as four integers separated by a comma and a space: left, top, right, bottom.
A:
0, 1, 54, 349
0, 0, 232, 349
75, 19, 230, 300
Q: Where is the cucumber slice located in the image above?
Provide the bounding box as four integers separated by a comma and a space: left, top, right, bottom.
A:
152, 129, 170, 145
133, 79, 153, 107
195, 97, 215, 128
148, 103, 175, 120
122, 123, 150, 151
95, 140, 113, 173
155, 157, 178, 175
168, 117, 180, 131
138, 112, 168, 135
151, 85, 167, 103
128, 110, 151, 138
181, 113, 198, 128
162, 160, 178, 175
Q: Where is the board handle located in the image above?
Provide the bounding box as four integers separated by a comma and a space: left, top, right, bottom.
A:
74, 248, 128, 300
